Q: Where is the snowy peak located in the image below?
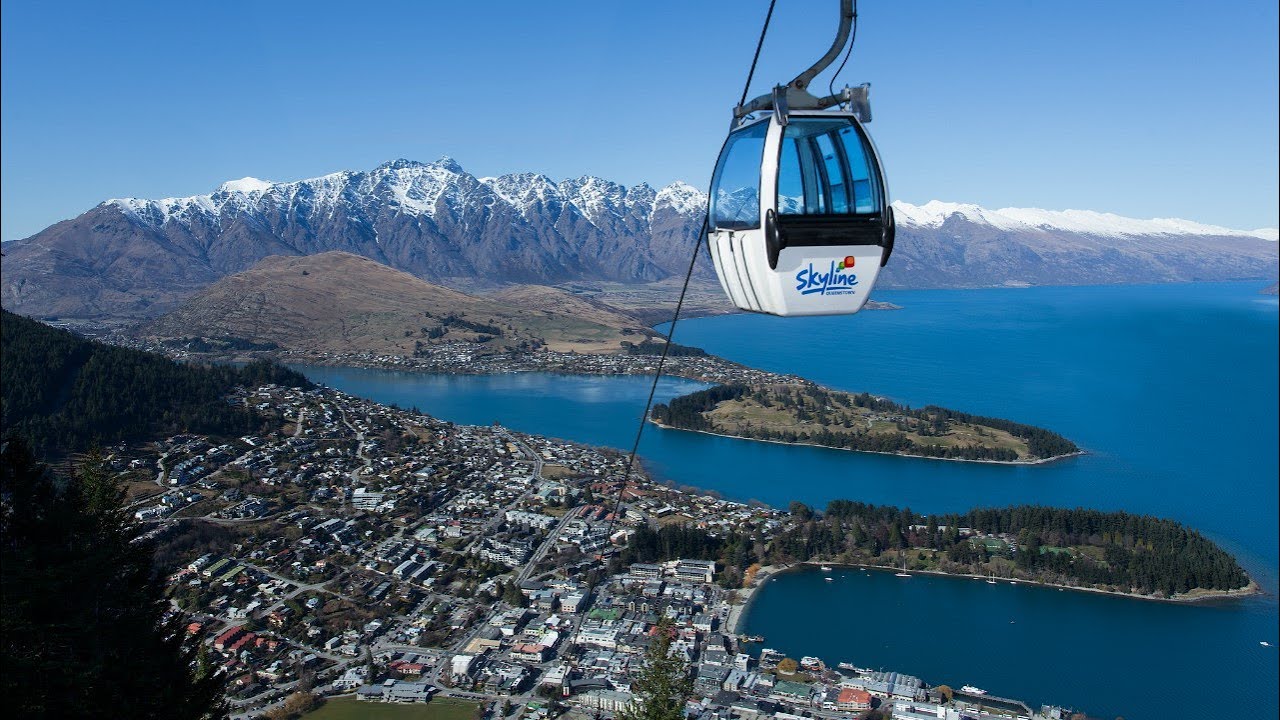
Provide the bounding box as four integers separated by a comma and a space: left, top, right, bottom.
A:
480, 173, 563, 213
892, 200, 1278, 240
218, 177, 274, 195
654, 181, 708, 217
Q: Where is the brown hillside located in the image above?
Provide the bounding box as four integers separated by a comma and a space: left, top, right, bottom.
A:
487, 284, 646, 328
137, 252, 643, 354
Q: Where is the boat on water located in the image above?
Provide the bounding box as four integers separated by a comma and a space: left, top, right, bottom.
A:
825, 576, 834, 582
1262, 641, 1273, 647
961, 685, 988, 695
739, 634, 765, 643
800, 656, 824, 671
820, 565, 833, 571
837, 662, 857, 671
894, 571, 911, 577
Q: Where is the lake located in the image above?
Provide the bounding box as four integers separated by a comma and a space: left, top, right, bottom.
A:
296, 281, 1278, 719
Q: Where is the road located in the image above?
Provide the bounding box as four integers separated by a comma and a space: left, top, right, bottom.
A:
339, 409, 373, 512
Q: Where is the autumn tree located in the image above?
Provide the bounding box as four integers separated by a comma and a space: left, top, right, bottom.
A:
264, 691, 320, 720
776, 657, 799, 675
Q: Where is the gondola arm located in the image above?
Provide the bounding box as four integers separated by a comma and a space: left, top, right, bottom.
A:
733, 0, 865, 121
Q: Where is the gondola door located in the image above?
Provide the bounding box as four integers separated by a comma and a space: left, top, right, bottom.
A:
707, 117, 777, 314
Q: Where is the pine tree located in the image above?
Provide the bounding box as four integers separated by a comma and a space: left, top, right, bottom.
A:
619, 617, 692, 720
0, 439, 227, 718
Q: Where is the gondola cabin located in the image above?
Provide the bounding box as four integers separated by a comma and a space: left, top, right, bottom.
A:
707, 109, 894, 316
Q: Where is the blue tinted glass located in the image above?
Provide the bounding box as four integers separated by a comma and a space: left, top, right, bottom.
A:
779, 118, 879, 216
777, 138, 806, 213
815, 134, 849, 213
710, 121, 767, 229
838, 125, 876, 212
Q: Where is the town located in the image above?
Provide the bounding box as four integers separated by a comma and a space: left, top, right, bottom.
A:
92, 331, 812, 389
108, 382, 1076, 720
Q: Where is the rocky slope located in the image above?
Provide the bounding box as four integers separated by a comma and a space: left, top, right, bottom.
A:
2, 157, 1275, 319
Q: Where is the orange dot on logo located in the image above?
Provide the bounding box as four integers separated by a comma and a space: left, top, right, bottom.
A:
844, 256, 856, 267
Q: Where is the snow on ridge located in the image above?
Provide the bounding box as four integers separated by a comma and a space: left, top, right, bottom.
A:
99, 159, 1273, 241
893, 200, 1277, 240
480, 173, 561, 212
653, 181, 707, 216
219, 177, 274, 195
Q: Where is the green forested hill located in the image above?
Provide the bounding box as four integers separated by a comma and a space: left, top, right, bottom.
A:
1, 310, 310, 456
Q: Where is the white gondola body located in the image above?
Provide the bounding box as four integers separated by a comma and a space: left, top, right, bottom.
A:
708, 110, 893, 317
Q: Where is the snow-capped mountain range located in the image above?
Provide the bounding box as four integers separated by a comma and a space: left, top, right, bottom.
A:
2, 157, 1276, 319
891, 200, 1277, 241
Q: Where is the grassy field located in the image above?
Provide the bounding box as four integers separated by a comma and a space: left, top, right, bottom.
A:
304, 696, 479, 720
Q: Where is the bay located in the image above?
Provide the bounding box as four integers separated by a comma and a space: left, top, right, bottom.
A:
294, 281, 1279, 719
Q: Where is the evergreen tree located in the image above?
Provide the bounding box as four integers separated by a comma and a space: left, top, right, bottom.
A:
619, 617, 692, 720
0, 439, 227, 718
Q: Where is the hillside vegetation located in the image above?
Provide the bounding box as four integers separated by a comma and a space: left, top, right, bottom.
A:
652, 383, 1078, 462
139, 252, 648, 356
1, 310, 309, 456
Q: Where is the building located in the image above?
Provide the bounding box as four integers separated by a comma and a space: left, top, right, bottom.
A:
352, 487, 387, 511
771, 680, 815, 707
838, 688, 873, 711
505, 510, 557, 531
629, 563, 663, 579
675, 559, 716, 583
571, 689, 634, 713
577, 627, 619, 649
511, 643, 551, 663
560, 591, 588, 613
451, 654, 477, 680
356, 679, 434, 703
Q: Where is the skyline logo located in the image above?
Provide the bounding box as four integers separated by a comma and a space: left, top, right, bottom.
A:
795, 256, 860, 296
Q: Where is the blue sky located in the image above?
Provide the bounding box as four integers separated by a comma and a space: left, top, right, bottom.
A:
2, 0, 1277, 241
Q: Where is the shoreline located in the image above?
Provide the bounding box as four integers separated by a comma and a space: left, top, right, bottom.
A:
649, 420, 1085, 467
727, 564, 790, 635
726, 562, 1262, 630
124, 352, 1257, 614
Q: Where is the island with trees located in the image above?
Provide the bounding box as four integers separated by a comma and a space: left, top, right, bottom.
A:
651, 383, 1080, 463
614, 501, 1256, 602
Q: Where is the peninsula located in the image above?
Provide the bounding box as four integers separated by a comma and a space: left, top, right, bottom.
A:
651, 383, 1080, 463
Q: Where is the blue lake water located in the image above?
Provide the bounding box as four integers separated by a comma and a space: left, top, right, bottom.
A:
295, 281, 1278, 719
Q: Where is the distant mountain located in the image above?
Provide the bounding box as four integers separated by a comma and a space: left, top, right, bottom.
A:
2, 157, 1275, 320
136, 251, 647, 355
